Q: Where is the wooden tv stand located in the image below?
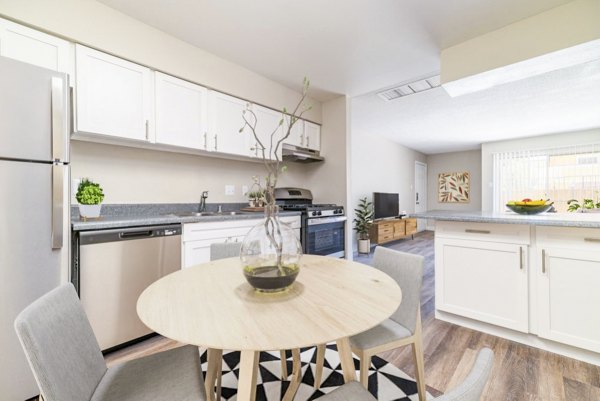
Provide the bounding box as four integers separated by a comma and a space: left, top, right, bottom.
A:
369, 218, 417, 245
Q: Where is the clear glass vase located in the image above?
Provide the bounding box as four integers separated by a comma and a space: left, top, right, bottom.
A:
240, 205, 302, 292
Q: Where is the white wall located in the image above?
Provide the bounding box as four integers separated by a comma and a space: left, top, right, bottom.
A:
302, 96, 349, 205
426, 149, 482, 211
71, 141, 310, 204
481, 128, 600, 211
350, 127, 427, 252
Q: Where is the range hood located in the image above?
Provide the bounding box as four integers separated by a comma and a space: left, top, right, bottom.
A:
282, 143, 324, 163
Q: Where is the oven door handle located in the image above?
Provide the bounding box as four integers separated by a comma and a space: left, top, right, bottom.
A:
307, 216, 347, 226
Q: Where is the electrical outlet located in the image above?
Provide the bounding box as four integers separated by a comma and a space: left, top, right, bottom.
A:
225, 185, 235, 196
242, 185, 249, 196
72, 178, 81, 194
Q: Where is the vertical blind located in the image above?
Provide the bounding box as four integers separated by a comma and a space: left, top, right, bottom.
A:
493, 143, 600, 212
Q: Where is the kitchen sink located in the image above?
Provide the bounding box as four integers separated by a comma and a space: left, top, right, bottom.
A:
167, 211, 253, 217
169, 212, 218, 217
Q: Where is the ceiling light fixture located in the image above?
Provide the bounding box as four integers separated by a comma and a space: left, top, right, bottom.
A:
377, 74, 440, 102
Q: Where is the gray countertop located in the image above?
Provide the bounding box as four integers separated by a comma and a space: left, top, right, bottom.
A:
410, 210, 600, 228
71, 203, 302, 231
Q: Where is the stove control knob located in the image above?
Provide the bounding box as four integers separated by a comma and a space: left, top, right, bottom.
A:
317, 211, 322, 216
337, 209, 343, 214
312, 211, 317, 216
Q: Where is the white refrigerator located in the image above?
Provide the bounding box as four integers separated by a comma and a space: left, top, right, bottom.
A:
0, 56, 70, 400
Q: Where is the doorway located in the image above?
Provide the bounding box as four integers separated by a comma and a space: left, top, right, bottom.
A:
414, 161, 427, 232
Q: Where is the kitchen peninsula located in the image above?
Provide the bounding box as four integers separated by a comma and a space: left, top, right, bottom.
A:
413, 210, 600, 365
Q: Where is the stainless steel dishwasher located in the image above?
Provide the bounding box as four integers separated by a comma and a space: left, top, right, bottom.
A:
77, 224, 181, 351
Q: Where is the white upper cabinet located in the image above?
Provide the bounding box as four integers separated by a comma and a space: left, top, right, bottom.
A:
282, 115, 304, 148
155, 72, 207, 150
251, 105, 284, 160
208, 91, 251, 156
75, 45, 153, 141
0, 18, 71, 76
304, 121, 321, 151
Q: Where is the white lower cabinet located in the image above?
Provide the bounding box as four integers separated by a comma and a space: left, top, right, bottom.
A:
536, 227, 600, 353
436, 222, 600, 360
184, 236, 245, 268
435, 237, 529, 332
182, 216, 301, 268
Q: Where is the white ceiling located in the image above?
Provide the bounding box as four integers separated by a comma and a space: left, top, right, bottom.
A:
98, 0, 600, 154
353, 59, 600, 154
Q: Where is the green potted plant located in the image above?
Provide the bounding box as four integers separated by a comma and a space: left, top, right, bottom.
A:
76, 178, 105, 218
354, 197, 374, 254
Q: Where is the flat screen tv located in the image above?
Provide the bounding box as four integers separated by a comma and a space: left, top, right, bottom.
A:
373, 192, 399, 220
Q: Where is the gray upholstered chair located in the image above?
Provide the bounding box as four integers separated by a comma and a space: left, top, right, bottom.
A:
14, 283, 206, 401
315, 246, 426, 400
319, 348, 494, 401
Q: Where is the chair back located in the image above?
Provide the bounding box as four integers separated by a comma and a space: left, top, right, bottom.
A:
14, 284, 107, 401
210, 241, 242, 261
373, 246, 424, 334
434, 348, 494, 401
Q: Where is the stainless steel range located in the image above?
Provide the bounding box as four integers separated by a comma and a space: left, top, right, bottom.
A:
275, 188, 346, 258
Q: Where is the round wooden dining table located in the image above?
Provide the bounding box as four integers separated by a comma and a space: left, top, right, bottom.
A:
137, 254, 402, 401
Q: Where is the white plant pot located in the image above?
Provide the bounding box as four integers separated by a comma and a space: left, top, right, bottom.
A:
357, 239, 371, 254
79, 204, 102, 218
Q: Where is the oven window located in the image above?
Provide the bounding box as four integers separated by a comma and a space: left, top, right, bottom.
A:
306, 221, 345, 256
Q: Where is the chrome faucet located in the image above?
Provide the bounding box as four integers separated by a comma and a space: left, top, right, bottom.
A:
199, 191, 208, 212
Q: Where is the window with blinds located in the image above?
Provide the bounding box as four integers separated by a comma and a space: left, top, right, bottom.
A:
492, 143, 600, 212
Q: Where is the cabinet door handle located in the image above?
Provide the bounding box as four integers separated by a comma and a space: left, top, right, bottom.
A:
542, 249, 546, 274
584, 237, 600, 243
214, 134, 218, 151
145, 120, 149, 140
306, 136, 310, 148
204, 132, 208, 149
519, 247, 523, 270
465, 229, 491, 234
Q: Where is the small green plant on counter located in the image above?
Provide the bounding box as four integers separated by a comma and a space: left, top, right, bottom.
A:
76, 179, 104, 205
354, 197, 374, 240
567, 194, 600, 212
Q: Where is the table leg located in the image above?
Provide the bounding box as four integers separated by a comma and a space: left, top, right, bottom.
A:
205, 348, 223, 401
336, 337, 357, 383
237, 350, 260, 401
282, 349, 301, 401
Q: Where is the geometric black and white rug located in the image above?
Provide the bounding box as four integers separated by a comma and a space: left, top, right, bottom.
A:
200, 343, 429, 401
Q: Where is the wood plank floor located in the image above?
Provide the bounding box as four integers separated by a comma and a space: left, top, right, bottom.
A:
106, 231, 600, 400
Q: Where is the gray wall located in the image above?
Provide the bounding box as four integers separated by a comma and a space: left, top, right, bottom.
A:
426, 149, 482, 212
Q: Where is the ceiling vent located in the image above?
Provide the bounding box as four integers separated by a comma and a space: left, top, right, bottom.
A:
377, 75, 441, 101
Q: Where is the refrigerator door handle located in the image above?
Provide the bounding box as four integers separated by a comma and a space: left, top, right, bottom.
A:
51, 76, 67, 162
52, 164, 64, 249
